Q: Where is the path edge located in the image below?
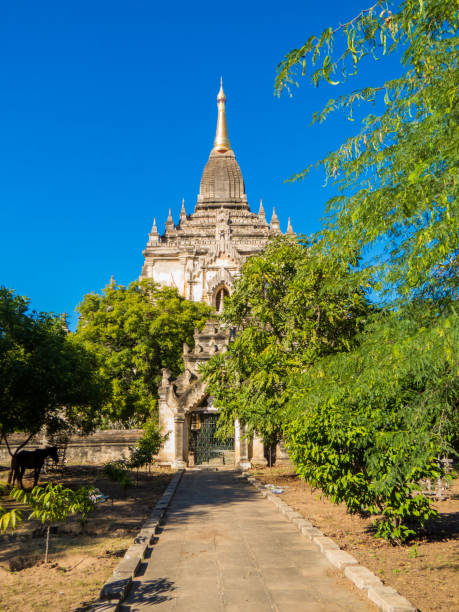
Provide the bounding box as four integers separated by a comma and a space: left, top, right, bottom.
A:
90, 469, 185, 611
241, 471, 418, 612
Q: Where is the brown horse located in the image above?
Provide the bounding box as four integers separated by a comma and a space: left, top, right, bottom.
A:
9, 446, 59, 489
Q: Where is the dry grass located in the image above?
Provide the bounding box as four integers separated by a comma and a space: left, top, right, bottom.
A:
0, 465, 173, 611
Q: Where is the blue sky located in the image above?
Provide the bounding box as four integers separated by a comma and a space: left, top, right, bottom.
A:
0, 1, 402, 329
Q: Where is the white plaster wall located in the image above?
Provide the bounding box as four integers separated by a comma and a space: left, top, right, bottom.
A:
215, 256, 233, 267
158, 400, 175, 464
192, 282, 203, 302
153, 261, 185, 295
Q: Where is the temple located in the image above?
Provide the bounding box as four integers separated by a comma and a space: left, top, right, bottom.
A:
140, 81, 294, 468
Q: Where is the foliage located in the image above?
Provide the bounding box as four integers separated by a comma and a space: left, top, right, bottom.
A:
10, 483, 96, 562
286, 303, 457, 542
275, 0, 458, 304
0, 505, 23, 532
103, 460, 134, 491
204, 0, 458, 543
0, 287, 106, 453
75, 279, 211, 426
129, 419, 166, 469
202, 237, 372, 446
271, 0, 459, 542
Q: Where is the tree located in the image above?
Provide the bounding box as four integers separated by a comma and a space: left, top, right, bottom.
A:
0, 287, 106, 455
202, 237, 372, 449
0, 482, 23, 532
285, 302, 458, 542
10, 483, 96, 562
275, 0, 457, 304
273, 0, 458, 541
75, 279, 211, 426
129, 419, 167, 470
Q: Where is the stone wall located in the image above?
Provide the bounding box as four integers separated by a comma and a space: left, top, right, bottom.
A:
0, 430, 143, 466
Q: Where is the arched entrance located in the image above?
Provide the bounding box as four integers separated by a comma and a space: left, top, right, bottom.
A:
189, 410, 234, 465
215, 286, 229, 312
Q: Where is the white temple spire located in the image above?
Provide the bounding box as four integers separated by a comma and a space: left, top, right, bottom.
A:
165, 208, 174, 232
270, 207, 280, 233
258, 199, 266, 221
180, 199, 187, 223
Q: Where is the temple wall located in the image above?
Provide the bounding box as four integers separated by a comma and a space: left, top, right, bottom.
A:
152, 260, 185, 293
192, 281, 203, 302
158, 397, 176, 464
0, 430, 143, 466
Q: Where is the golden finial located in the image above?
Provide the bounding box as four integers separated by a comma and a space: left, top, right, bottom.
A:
214, 78, 231, 153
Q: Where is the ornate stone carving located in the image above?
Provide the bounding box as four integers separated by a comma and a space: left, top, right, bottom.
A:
145, 83, 296, 466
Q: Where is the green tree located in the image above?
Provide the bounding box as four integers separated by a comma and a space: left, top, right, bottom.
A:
10, 483, 96, 562
285, 303, 458, 542
275, 0, 458, 303
273, 0, 458, 541
203, 237, 371, 448
0, 482, 23, 532
75, 279, 211, 426
0, 287, 105, 455
129, 419, 167, 470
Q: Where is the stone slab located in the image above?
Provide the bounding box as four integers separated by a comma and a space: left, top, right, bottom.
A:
113, 556, 142, 577
100, 573, 132, 601
368, 585, 417, 611
292, 518, 312, 528
88, 602, 120, 611
313, 536, 340, 552
136, 529, 156, 545
301, 526, 323, 540
345, 565, 383, 590
324, 549, 359, 569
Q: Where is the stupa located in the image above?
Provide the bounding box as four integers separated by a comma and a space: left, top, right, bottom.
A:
140, 81, 294, 467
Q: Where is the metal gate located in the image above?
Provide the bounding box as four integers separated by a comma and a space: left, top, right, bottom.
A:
189, 413, 234, 465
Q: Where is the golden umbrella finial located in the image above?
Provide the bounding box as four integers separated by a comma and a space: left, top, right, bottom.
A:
214, 77, 231, 153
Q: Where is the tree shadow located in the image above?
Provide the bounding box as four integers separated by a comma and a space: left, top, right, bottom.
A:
121, 578, 175, 608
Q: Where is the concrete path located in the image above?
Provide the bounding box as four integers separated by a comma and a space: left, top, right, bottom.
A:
121, 470, 372, 612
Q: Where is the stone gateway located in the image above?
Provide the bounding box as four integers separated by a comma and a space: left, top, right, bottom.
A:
140, 81, 294, 468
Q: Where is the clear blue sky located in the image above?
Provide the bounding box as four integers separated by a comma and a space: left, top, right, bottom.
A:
0, 1, 402, 329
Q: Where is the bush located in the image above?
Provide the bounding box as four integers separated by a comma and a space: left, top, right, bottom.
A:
103, 460, 133, 492
129, 420, 165, 470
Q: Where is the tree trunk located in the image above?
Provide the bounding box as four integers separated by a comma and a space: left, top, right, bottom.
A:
45, 525, 50, 563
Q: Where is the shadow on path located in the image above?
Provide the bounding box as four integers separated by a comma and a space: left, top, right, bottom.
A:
120, 578, 175, 609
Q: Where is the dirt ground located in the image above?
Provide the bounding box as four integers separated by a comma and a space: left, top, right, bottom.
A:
0, 465, 173, 612
251, 465, 459, 612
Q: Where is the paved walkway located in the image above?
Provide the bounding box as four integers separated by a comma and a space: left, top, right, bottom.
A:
121, 470, 371, 612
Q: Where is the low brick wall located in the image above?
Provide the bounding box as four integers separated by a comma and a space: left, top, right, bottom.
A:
0, 430, 143, 466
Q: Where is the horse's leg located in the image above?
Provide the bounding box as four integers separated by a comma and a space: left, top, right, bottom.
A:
17, 467, 24, 489
33, 467, 40, 487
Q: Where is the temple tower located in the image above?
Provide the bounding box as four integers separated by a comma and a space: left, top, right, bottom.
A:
140, 82, 294, 467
